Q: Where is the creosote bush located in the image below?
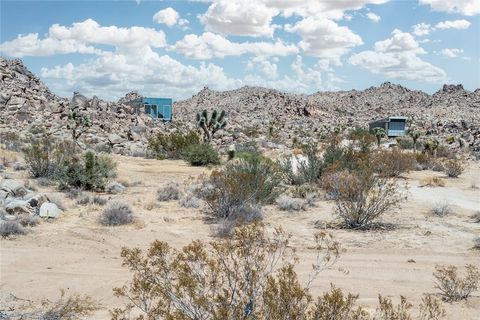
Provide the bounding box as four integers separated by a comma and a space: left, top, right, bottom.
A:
322, 168, 407, 229
23, 138, 75, 178
433, 264, 480, 301
98, 200, 135, 226
279, 143, 323, 185
442, 158, 465, 178
372, 148, 416, 178
183, 143, 220, 166
111, 223, 341, 319
147, 130, 201, 160
203, 154, 283, 221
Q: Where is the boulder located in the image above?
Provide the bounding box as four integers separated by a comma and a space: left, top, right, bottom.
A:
39, 202, 62, 218
108, 133, 126, 144
5, 199, 34, 215
1, 179, 29, 197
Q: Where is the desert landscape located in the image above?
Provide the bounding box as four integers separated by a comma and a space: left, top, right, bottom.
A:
1, 0, 480, 319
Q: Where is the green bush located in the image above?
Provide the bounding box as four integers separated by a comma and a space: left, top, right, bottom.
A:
280, 143, 323, 185
396, 137, 414, 150
184, 144, 220, 166
203, 155, 283, 219
147, 130, 201, 160
54, 151, 116, 191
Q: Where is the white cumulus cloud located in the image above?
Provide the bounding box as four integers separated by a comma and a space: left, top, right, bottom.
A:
366, 12, 381, 22
435, 19, 471, 29
440, 48, 464, 58
172, 32, 298, 59
349, 30, 446, 82
412, 23, 432, 36
419, 0, 480, 16
153, 7, 188, 28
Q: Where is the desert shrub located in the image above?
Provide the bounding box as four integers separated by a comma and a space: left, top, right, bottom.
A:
23, 138, 75, 178
183, 143, 220, 166
1, 290, 99, 319
92, 195, 107, 206
311, 285, 369, 320
157, 182, 181, 201
433, 264, 480, 301
349, 128, 375, 153
372, 148, 416, 177
98, 200, 134, 226
17, 214, 40, 227
203, 156, 283, 220
179, 194, 202, 208
214, 204, 263, 237
396, 137, 414, 150
76, 194, 91, 205
415, 153, 434, 170
0, 221, 25, 237
65, 187, 83, 199
375, 295, 412, 320
322, 169, 407, 229
147, 130, 201, 160
322, 138, 345, 170
442, 158, 465, 178
419, 176, 445, 187
435, 145, 455, 159
13, 162, 27, 171
292, 183, 320, 199
418, 295, 446, 320
430, 203, 452, 217
280, 143, 323, 185
276, 195, 307, 212
54, 151, 116, 191
111, 223, 340, 319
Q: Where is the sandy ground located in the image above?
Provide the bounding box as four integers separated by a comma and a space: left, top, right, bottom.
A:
1, 155, 479, 319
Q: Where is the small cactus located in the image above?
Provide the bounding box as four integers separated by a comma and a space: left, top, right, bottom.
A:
196, 109, 227, 143
408, 129, 421, 153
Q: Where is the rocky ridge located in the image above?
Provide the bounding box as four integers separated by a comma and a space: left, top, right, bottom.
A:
1, 57, 479, 156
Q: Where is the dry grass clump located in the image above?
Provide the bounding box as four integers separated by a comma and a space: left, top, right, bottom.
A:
442, 158, 465, 178
17, 214, 40, 227
433, 264, 480, 301
98, 200, 134, 226
157, 182, 181, 202
0, 147, 18, 167
419, 176, 445, 187
0, 221, 26, 238
472, 237, 480, 251
1, 290, 99, 319
430, 203, 453, 217
48, 194, 67, 211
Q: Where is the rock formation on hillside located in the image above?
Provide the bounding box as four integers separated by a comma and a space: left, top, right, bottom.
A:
1, 57, 479, 156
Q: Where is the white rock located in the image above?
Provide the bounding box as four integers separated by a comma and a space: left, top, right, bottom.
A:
39, 202, 62, 218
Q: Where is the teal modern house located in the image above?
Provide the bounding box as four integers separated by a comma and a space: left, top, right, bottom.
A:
369, 116, 407, 137
133, 97, 173, 121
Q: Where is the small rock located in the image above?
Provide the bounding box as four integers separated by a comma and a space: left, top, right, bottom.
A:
5, 199, 34, 215
1, 179, 29, 197
39, 202, 62, 218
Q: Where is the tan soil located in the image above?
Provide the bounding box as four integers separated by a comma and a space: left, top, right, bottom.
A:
1, 155, 479, 319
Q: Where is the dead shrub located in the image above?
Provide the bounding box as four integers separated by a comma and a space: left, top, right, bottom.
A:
98, 200, 134, 226
433, 264, 480, 301
0, 221, 26, 237
179, 194, 202, 208
373, 148, 416, 177
430, 203, 452, 217
442, 158, 465, 178
322, 169, 407, 229
157, 182, 181, 201
419, 176, 445, 187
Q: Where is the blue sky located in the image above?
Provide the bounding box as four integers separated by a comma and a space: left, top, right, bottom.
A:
1, 0, 479, 100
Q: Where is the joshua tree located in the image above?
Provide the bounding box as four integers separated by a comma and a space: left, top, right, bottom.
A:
373, 127, 387, 147
196, 109, 227, 143
67, 110, 91, 148
424, 139, 439, 157
408, 130, 421, 153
